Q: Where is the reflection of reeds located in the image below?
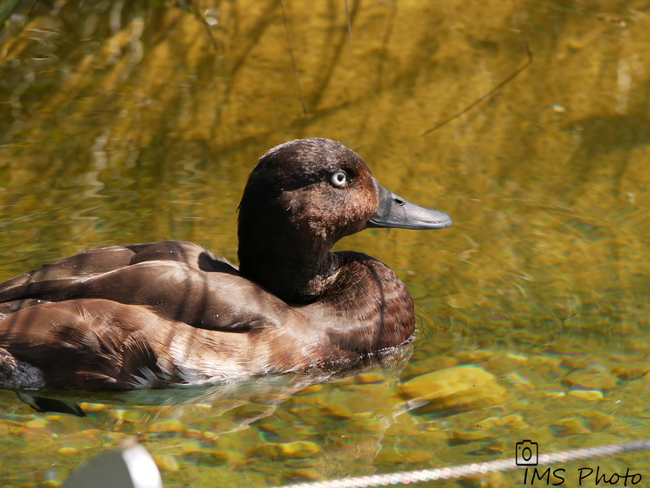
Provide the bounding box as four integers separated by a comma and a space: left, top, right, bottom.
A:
1, 0, 650, 348
421, 6, 533, 137
279, 0, 306, 115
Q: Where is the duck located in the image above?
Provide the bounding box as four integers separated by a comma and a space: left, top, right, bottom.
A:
0, 138, 451, 390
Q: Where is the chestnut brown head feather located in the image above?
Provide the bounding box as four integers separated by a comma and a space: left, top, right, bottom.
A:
238, 139, 378, 302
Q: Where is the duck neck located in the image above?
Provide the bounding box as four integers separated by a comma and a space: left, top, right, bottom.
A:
237, 230, 339, 304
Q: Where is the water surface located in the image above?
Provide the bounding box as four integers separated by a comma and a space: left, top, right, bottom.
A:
1, 1, 650, 486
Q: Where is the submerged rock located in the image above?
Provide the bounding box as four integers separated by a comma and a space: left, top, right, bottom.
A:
611, 361, 650, 380
147, 419, 186, 433
562, 369, 617, 391
153, 453, 180, 472
582, 410, 614, 431
398, 365, 509, 414
550, 417, 590, 437
567, 389, 603, 401
250, 441, 321, 460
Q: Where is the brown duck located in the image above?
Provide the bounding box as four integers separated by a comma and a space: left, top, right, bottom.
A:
0, 139, 451, 390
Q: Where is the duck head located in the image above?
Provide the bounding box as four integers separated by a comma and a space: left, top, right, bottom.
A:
238, 138, 451, 303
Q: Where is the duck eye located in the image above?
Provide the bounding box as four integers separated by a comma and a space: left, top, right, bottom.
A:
330, 171, 348, 188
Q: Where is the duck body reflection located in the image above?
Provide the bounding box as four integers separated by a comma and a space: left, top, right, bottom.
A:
0, 139, 450, 390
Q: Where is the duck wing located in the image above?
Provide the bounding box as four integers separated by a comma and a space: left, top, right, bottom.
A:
0, 299, 176, 389
0, 241, 233, 289
0, 297, 303, 390
0, 241, 283, 332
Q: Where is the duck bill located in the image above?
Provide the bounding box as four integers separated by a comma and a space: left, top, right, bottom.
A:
367, 179, 452, 230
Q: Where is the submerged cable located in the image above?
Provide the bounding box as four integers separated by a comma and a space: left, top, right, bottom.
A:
273, 440, 650, 488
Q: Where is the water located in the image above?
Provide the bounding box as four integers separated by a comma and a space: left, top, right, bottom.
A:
1, 0, 650, 486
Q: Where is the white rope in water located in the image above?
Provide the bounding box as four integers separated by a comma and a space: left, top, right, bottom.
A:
275, 440, 650, 488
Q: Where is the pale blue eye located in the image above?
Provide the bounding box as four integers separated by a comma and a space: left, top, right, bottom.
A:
330, 171, 347, 188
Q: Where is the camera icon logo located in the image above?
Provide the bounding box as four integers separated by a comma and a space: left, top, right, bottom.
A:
516, 440, 538, 466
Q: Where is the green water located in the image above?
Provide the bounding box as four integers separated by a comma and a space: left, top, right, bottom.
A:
2, 0, 650, 486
